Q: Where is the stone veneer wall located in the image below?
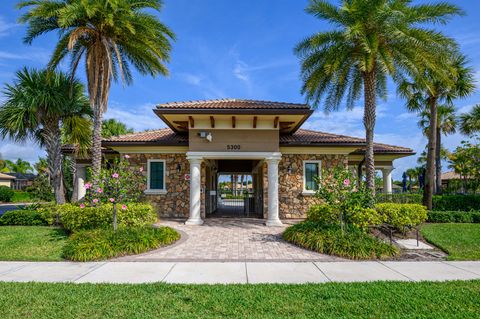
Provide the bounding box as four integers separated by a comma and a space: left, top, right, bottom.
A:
263, 154, 349, 219
125, 153, 190, 218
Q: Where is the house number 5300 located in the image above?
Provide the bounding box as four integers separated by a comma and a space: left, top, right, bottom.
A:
226, 144, 241, 150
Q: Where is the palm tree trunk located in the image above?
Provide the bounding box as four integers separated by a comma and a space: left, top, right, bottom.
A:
91, 107, 103, 184
363, 70, 377, 194
71, 154, 78, 202
423, 97, 437, 210
44, 123, 66, 204
435, 127, 442, 195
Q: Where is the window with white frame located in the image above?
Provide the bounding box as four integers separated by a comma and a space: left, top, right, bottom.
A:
146, 159, 166, 193
303, 160, 321, 192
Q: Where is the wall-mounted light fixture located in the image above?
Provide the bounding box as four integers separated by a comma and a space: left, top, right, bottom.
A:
176, 163, 181, 173
287, 165, 293, 174
198, 131, 213, 142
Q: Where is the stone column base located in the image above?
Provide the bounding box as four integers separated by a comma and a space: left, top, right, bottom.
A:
185, 218, 204, 226
265, 219, 283, 227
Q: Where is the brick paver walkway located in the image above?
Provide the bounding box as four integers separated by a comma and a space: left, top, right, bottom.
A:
117, 218, 339, 262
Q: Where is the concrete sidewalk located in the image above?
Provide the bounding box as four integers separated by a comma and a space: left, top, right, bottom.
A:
0, 261, 479, 284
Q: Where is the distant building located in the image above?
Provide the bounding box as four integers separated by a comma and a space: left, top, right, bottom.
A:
5, 173, 36, 190
0, 173, 15, 188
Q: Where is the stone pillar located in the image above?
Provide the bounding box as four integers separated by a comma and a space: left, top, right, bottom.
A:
266, 157, 283, 226
382, 167, 393, 194
186, 157, 204, 225
76, 165, 87, 201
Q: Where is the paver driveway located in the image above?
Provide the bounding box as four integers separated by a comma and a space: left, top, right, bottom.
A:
117, 218, 339, 262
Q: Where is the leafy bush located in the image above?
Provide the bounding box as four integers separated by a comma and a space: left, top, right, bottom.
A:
345, 206, 383, 230
62, 226, 180, 261
59, 203, 157, 232
307, 204, 340, 225
283, 221, 398, 260
26, 173, 54, 202
375, 203, 427, 232
428, 211, 480, 223
0, 186, 14, 202
432, 195, 480, 211
0, 210, 48, 226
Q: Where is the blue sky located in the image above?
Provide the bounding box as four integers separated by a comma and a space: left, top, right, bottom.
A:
0, 0, 479, 179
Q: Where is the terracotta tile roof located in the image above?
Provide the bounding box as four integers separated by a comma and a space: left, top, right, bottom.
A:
101, 128, 413, 154
103, 129, 188, 145
156, 98, 310, 110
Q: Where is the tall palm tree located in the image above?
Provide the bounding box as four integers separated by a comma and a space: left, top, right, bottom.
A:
0, 68, 90, 204
399, 55, 474, 208
459, 104, 480, 136
102, 118, 134, 138
418, 104, 457, 194
295, 0, 460, 193
18, 0, 175, 182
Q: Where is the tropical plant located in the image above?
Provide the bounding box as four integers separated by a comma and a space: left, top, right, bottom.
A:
33, 157, 49, 175
459, 104, 480, 136
0, 68, 90, 204
448, 139, 480, 194
19, 0, 175, 183
418, 104, 457, 194
102, 119, 134, 138
295, 0, 461, 193
3, 158, 33, 174
399, 54, 475, 208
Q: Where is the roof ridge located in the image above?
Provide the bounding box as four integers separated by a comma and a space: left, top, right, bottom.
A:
156, 98, 309, 108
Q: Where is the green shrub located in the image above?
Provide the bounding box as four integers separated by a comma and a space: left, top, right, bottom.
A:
283, 221, 398, 260
432, 195, 480, 211
376, 193, 422, 204
427, 211, 480, 223
307, 204, 340, 225
375, 203, 427, 232
62, 226, 180, 261
59, 203, 157, 232
0, 210, 48, 226
0, 186, 14, 202
345, 206, 383, 230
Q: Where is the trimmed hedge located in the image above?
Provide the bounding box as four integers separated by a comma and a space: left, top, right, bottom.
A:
375, 203, 427, 232
58, 203, 157, 232
376, 194, 480, 211
283, 221, 398, 260
0, 186, 14, 202
0, 210, 48, 226
62, 226, 180, 261
428, 211, 480, 223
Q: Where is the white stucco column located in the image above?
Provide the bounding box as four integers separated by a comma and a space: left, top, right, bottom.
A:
382, 167, 393, 194
266, 156, 283, 227
76, 164, 87, 201
186, 156, 204, 225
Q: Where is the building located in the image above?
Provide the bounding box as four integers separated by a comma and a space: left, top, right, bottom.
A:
0, 172, 15, 188
72, 99, 414, 226
6, 173, 36, 190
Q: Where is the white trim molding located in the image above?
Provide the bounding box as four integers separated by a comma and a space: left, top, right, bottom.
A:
146, 159, 167, 194
302, 160, 322, 194
186, 151, 282, 160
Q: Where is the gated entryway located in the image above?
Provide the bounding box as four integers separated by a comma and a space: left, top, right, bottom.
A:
205, 160, 264, 218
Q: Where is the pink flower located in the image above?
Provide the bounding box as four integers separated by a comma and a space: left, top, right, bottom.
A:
79, 203, 85, 208
96, 188, 103, 194
124, 154, 130, 159
343, 179, 350, 186
121, 204, 127, 210
93, 198, 99, 203
111, 173, 119, 178
84, 182, 92, 189
109, 198, 115, 203
139, 167, 144, 172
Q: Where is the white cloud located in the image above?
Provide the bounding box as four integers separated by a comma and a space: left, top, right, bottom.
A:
104, 102, 166, 132
176, 72, 226, 99
0, 16, 17, 38
0, 49, 50, 64
0, 141, 45, 165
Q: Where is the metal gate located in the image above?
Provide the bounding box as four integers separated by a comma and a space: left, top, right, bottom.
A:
216, 189, 260, 217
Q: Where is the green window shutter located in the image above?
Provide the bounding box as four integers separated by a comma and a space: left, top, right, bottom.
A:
150, 161, 164, 190
305, 162, 319, 191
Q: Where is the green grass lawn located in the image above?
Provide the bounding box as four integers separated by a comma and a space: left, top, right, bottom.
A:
11, 191, 33, 203
0, 281, 479, 318
0, 226, 67, 261
421, 223, 480, 260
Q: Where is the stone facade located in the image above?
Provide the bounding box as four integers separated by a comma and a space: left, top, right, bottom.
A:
264, 154, 349, 219
124, 153, 190, 218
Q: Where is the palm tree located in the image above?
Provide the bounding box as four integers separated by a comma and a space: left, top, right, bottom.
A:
102, 119, 134, 138
399, 55, 474, 208
4, 159, 33, 174
18, 0, 175, 182
459, 104, 480, 136
295, 0, 460, 193
418, 104, 457, 194
0, 68, 90, 204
